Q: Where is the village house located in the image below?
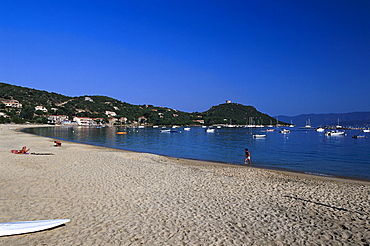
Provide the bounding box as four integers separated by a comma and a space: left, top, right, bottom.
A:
193, 119, 205, 124
138, 116, 147, 124
105, 111, 117, 117
0, 98, 22, 108
0, 112, 8, 118
47, 115, 69, 124
73, 117, 96, 126
35, 106, 48, 112
108, 118, 118, 125
120, 117, 128, 123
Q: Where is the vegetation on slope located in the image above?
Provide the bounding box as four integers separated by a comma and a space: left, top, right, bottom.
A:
0, 82, 281, 125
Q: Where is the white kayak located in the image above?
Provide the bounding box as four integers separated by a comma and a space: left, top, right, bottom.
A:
0, 219, 70, 236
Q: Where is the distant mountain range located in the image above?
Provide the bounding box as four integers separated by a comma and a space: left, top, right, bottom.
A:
277, 112, 370, 127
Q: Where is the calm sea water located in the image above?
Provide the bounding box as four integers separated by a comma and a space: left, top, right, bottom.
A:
23, 126, 370, 180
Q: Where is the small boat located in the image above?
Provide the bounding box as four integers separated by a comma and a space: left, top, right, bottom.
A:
300, 119, 313, 129
304, 119, 312, 128
362, 129, 370, 133
279, 129, 290, 134
205, 128, 215, 133
183, 127, 191, 131
160, 129, 171, 133
266, 129, 274, 132
325, 130, 345, 136
253, 134, 266, 138
336, 118, 342, 129
315, 127, 325, 132
352, 134, 366, 139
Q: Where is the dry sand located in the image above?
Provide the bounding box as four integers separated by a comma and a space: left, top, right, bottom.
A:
0, 124, 369, 245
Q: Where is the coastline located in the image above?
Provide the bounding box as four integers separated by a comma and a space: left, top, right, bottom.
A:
1, 124, 369, 245
22, 125, 370, 184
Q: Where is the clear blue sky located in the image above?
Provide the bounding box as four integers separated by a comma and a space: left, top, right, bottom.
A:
1, 0, 369, 116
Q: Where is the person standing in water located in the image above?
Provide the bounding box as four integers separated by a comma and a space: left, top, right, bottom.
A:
244, 148, 252, 164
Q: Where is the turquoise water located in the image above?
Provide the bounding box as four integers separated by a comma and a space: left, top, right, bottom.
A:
23, 126, 370, 180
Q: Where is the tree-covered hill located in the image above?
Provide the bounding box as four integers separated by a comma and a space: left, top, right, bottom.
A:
0, 82, 282, 125
203, 103, 279, 125
0, 82, 70, 106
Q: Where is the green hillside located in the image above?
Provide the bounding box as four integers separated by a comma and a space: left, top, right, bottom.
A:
0, 83, 70, 106
203, 103, 278, 125
0, 82, 282, 125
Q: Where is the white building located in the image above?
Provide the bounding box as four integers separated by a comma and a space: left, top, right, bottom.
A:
73, 117, 96, 126
47, 115, 69, 124
35, 106, 48, 112
0, 99, 22, 108
105, 111, 117, 117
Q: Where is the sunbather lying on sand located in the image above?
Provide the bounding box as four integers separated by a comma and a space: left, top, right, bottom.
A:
54, 141, 62, 147
11, 146, 30, 154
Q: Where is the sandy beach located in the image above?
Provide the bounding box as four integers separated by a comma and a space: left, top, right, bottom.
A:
0, 124, 369, 245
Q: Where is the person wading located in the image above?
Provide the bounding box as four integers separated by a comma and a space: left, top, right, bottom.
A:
244, 148, 252, 164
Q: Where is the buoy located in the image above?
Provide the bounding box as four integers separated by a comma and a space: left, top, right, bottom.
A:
117, 132, 127, 135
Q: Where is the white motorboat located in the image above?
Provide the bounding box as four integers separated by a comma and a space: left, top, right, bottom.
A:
226, 124, 236, 128
315, 127, 325, 132
325, 130, 345, 136
362, 129, 370, 133
253, 134, 266, 138
205, 128, 215, 133
279, 129, 290, 134
183, 127, 191, 131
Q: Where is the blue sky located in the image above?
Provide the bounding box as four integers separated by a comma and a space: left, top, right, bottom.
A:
1, 0, 369, 116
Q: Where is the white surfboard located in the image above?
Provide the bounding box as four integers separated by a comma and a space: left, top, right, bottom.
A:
0, 219, 70, 236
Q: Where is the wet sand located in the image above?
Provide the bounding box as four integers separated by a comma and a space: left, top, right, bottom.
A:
0, 124, 369, 245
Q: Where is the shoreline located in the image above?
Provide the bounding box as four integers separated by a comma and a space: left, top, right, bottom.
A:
21, 124, 370, 184
1, 124, 369, 245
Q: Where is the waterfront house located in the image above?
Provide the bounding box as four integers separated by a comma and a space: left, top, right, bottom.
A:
47, 115, 69, 124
